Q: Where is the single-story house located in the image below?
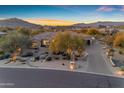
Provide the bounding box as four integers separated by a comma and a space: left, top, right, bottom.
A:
32, 32, 57, 48
31, 31, 94, 48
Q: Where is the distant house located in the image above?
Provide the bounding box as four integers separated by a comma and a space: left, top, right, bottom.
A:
99, 27, 119, 35
110, 28, 119, 35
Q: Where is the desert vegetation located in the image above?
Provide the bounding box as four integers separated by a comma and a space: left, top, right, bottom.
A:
49, 32, 86, 57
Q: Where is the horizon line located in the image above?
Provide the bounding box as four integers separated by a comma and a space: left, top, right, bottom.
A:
1, 17, 124, 26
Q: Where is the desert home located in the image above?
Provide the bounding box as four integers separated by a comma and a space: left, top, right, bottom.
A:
31, 32, 57, 48
31, 31, 95, 48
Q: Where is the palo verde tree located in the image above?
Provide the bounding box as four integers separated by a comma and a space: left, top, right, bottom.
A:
49, 32, 86, 57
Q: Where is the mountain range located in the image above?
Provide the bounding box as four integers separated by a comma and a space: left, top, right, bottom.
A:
73, 21, 124, 27
0, 18, 124, 29
0, 18, 42, 29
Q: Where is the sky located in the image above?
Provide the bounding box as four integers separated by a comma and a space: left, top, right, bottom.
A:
0, 5, 124, 25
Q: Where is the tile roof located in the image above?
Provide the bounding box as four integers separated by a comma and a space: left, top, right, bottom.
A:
32, 32, 57, 41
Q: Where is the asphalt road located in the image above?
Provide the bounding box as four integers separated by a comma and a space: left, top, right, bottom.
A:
87, 41, 112, 75
0, 68, 124, 88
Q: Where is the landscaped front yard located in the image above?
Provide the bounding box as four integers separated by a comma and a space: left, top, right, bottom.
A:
0, 46, 89, 72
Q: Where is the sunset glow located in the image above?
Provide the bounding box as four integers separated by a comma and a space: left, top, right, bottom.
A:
26, 19, 77, 26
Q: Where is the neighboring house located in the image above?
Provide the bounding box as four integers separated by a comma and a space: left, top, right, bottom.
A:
110, 28, 119, 35
100, 27, 119, 35
105, 28, 119, 35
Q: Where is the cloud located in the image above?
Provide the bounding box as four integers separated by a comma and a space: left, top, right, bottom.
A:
120, 6, 124, 11
97, 5, 124, 12
25, 18, 77, 26
97, 6, 115, 12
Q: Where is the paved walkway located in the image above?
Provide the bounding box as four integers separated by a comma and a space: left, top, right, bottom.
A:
86, 41, 114, 75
